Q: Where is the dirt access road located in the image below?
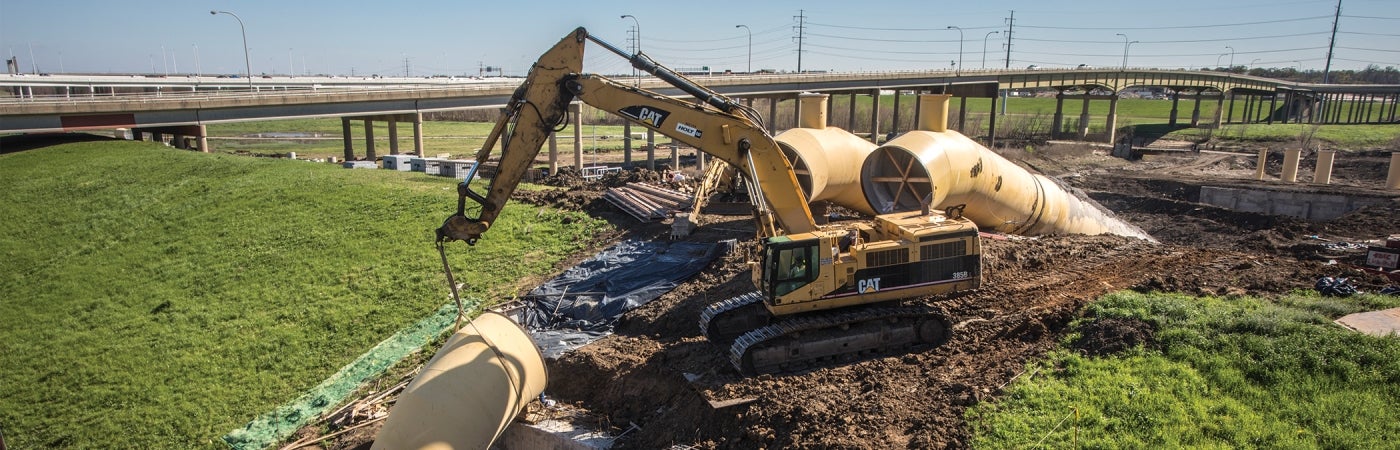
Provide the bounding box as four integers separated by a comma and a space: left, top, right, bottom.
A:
326, 144, 1397, 449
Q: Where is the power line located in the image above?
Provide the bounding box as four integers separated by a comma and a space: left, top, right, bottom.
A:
805, 43, 959, 57
1019, 14, 1332, 30
1013, 31, 1331, 45
807, 22, 999, 32
807, 32, 959, 44
1017, 45, 1330, 58
1336, 45, 1400, 54
1339, 14, 1400, 20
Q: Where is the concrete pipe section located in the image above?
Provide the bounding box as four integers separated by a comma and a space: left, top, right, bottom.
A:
372, 312, 547, 450
774, 93, 879, 215
861, 94, 1151, 239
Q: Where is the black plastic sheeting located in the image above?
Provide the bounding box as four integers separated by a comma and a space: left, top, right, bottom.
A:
517, 239, 722, 358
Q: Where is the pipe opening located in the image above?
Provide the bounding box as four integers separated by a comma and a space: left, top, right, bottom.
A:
861, 146, 934, 214
777, 141, 815, 201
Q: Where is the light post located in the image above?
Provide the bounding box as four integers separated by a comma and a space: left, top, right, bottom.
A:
620, 15, 641, 53
621, 14, 641, 86
1215, 53, 1228, 68
1225, 45, 1235, 71
982, 30, 1000, 69
211, 10, 253, 91
1293, 60, 1303, 72
288, 48, 294, 77
193, 44, 201, 77
946, 26, 963, 74
1248, 58, 1260, 72
1115, 33, 1138, 70
735, 24, 752, 73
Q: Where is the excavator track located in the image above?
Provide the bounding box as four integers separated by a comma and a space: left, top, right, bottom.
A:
699, 291, 769, 346
727, 304, 951, 376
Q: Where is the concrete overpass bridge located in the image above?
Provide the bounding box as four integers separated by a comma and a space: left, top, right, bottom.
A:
3, 69, 1398, 163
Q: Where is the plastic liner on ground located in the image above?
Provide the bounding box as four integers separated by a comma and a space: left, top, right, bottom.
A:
510, 239, 722, 358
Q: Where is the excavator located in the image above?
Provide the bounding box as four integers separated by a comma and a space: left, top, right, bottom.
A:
437, 28, 1146, 375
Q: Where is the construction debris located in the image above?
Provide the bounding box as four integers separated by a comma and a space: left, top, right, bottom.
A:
604, 182, 693, 222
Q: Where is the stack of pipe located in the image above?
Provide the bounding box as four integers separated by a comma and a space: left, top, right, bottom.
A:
604, 182, 693, 222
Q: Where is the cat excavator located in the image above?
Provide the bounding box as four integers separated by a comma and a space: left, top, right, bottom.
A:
438, 28, 982, 375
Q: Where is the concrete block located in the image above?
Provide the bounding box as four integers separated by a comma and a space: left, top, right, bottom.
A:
438, 160, 478, 179
382, 154, 413, 171
342, 160, 377, 169
410, 157, 445, 175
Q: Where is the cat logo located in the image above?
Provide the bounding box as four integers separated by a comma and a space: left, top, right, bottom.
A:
618, 105, 671, 128
858, 277, 881, 293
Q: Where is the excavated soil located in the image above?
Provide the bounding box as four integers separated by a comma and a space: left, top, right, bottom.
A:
324, 144, 1398, 449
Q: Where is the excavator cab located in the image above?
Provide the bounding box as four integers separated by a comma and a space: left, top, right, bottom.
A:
762, 237, 820, 298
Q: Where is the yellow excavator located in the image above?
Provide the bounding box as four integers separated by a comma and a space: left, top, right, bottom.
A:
437, 27, 1149, 375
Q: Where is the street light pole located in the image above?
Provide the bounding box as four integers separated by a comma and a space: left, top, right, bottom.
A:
211, 10, 254, 91
946, 26, 963, 74
1216, 53, 1228, 68
735, 25, 752, 73
1114, 33, 1138, 70
1226, 45, 1235, 71
621, 14, 641, 87
288, 48, 294, 77
982, 30, 1000, 69
620, 15, 641, 53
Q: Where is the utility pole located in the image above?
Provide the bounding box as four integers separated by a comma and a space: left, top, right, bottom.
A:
1323, 0, 1341, 83
1001, 10, 1015, 116
794, 9, 807, 73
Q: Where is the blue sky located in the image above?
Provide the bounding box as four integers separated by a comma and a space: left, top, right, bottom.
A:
2, 0, 1396, 76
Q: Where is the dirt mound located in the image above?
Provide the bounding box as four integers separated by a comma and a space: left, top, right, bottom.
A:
1072, 317, 1156, 356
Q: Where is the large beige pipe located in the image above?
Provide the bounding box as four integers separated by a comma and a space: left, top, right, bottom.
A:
861, 94, 1152, 240
372, 312, 547, 450
775, 93, 879, 215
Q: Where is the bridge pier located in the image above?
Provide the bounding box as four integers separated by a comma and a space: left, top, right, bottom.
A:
1191, 94, 1202, 126
1052, 92, 1065, 139
1212, 95, 1225, 128
1106, 95, 1120, 144
1169, 92, 1180, 126
623, 121, 632, 167
364, 120, 376, 160
387, 117, 399, 155
571, 102, 583, 171
548, 131, 558, 175
342, 118, 354, 161
1078, 94, 1091, 138
133, 125, 210, 152
647, 129, 656, 171
869, 89, 881, 143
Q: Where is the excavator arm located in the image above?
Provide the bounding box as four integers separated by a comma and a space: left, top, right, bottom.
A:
438, 27, 815, 244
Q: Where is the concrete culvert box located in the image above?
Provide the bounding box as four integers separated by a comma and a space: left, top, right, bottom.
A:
382, 155, 412, 171
410, 157, 445, 175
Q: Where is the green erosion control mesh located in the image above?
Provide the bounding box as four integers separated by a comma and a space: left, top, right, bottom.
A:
221, 298, 477, 450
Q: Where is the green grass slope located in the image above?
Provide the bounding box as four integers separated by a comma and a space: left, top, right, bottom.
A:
0, 139, 608, 448
967, 291, 1400, 449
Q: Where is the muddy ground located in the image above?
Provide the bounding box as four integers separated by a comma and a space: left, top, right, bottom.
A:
324, 144, 1398, 449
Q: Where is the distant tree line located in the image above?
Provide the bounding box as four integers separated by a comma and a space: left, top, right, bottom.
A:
1205, 64, 1400, 84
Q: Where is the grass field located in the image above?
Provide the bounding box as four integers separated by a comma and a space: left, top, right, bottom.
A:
967, 291, 1400, 448
0, 139, 609, 448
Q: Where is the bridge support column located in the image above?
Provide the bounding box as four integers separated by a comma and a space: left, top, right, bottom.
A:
869, 89, 881, 143
548, 131, 558, 175
892, 90, 903, 134
957, 96, 967, 134
792, 94, 802, 129
1078, 95, 1091, 138
647, 129, 656, 171
570, 103, 583, 171
1169, 92, 1180, 126
1267, 94, 1278, 125
1314, 149, 1336, 185
1052, 92, 1065, 139
1212, 95, 1225, 128
1105, 95, 1120, 144
413, 113, 424, 155
1226, 93, 1236, 124
623, 122, 632, 167
342, 118, 354, 161
765, 97, 777, 133
196, 125, 209, 153
697, 147, 705, 173
849, 93, 858, 130
670, 144, 679, 171
388, 117, 399, 155
988, 95, 998, 149
1190, 95, 1202, 126
363, 120, 376, 161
